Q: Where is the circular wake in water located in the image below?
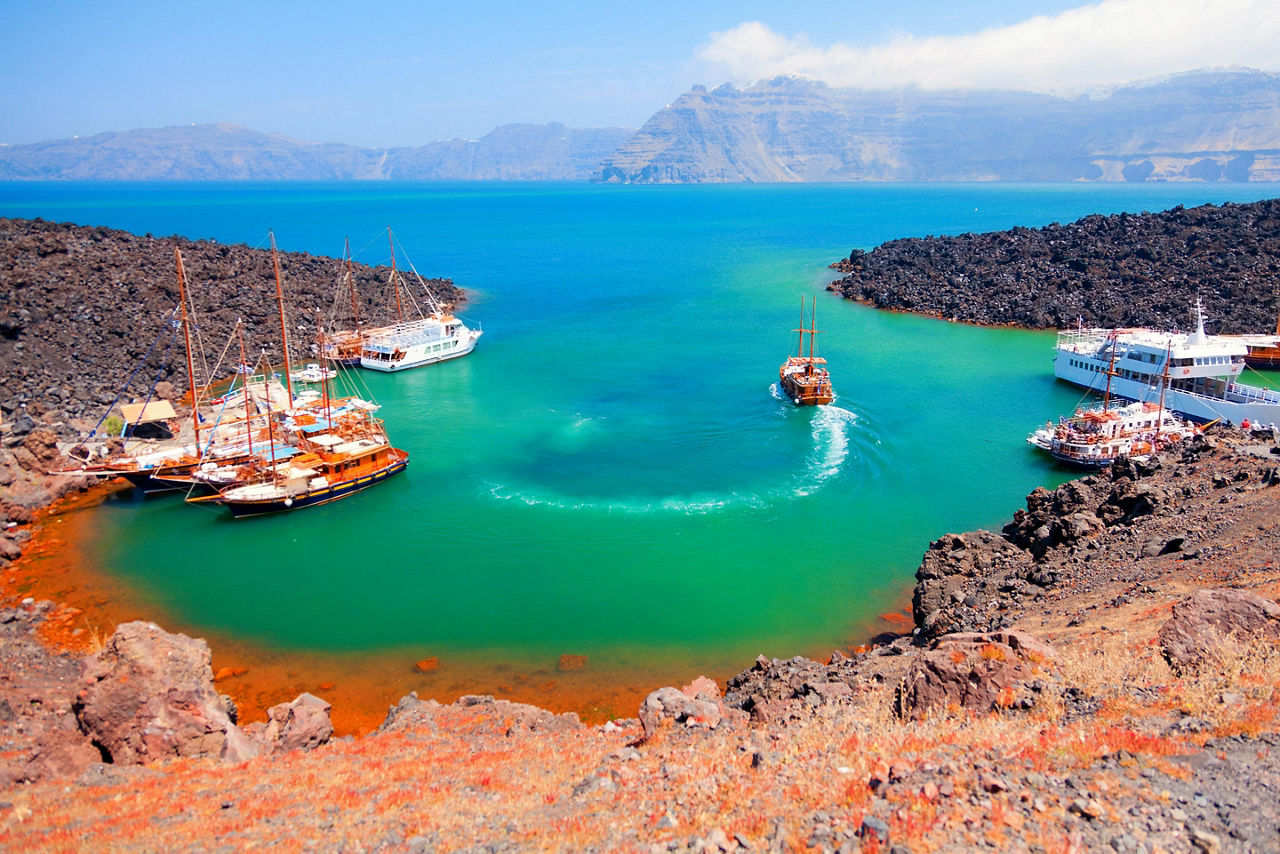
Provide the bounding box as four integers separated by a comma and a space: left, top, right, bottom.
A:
484, 396, 870, 515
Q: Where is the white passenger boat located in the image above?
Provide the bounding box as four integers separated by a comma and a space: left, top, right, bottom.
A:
359, 314, 482, 372
1053, 301, 1280, 425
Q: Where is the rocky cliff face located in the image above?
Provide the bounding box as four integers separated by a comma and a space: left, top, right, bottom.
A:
827, 198, 1280, 330
0, 122, 633, 182
596, 70, 1280, 183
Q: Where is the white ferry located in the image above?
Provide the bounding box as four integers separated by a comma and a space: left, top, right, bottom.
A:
1053, 301, 1280, 425
359, 313, 483, 372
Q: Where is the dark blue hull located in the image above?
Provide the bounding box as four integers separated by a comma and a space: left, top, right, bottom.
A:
218, 456, 408, 519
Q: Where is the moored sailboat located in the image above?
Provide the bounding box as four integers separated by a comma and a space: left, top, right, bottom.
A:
184, 233, 409, 517
1053, 299, 1280, 424
1031, 340, 1199, 469
779, 296, 834, 406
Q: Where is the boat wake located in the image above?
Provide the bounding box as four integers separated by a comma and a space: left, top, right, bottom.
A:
794, 405, 858, 497
484, 481, 769, 515
483, 403, 866, 515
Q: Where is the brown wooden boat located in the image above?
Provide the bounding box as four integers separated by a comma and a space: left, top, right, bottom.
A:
779, 296, 834, 406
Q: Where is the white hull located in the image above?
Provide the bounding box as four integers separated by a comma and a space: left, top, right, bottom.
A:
1053, 314, 1280, 426
359, 316, 482, 372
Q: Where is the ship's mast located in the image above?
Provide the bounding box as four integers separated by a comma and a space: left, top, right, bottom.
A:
345, 237, 361, 332
388, 228, 404, 324
261, 352, 278, 474
317, 310, 332, 424
1156, 343, 1172, 448
1102, 332, 1119, 411
174, 248, 201, 452
795, 297, 806, 359
806, 298, 818, 375
269, 232, 294, 406
235, 320, 252, 457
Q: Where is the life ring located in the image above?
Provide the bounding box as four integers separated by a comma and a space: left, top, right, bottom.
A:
1182, 368, 1190, 375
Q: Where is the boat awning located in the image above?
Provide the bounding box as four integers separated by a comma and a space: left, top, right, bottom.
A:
291, 417, 336, 434
308, 433, 344, 448
121, 400, 177, 425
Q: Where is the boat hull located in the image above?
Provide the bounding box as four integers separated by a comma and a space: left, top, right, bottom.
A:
779, 374, 834, 406
118, 469, 186, 495
360, 333, 479, 372
202, 455, 409, 518
1054, 350, 1280, 425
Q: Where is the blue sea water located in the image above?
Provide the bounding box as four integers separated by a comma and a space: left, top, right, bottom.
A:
3, 181, 1278, 711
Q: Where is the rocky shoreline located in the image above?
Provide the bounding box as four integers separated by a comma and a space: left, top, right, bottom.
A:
4, 423, 1278, 849
2, 214, 1280, 849
828, 199, 1280, 331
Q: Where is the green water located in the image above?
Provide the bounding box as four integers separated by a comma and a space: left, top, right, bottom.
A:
4, 181, 1277, 678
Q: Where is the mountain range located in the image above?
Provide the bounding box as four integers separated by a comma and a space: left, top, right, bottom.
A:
596, 70, 1280, 183
0, 122, 633, 181
3, 69, 1279, 183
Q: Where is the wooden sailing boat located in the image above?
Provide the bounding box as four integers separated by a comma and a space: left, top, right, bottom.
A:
56, 249, 290, 493
1028, 340, 1198, 469
779, 296, 834, 406
1242, 303, 1280, 369
186, 234, 409, 517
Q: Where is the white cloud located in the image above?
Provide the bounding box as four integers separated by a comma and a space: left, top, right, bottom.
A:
697, 0, 1280, 92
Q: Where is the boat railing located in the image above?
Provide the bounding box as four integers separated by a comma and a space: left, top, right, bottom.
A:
1224, 381, 1280, 405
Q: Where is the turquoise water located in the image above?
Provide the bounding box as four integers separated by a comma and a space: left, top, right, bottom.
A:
4, 181, 1279, 679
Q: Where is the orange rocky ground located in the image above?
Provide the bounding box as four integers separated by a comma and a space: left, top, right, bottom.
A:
1, 431, 1278, 852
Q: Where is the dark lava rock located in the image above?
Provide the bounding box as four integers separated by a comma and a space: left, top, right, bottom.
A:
828, 199, 1280, 332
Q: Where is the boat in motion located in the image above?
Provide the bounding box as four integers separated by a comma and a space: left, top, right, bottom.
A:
779, 296, 834, 406
1053, 300, 1280, 425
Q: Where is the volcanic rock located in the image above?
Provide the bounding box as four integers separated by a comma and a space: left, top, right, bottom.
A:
896, 630, 1056, 717
1159, 588, 1280, 675
75, 621, 258, 764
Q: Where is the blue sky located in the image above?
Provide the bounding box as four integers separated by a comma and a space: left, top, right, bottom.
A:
2, 0, 1276, 147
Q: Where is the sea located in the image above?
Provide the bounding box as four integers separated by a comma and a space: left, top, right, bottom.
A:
3, 181, 1279, 724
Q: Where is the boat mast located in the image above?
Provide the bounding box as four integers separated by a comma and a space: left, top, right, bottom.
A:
317, 310, 332, 424
1156, 343, 1172, 448
1102, 333, 1119, 412
174, 248, 201, 453
345, 237, 361, 333
807, 298, 819, 374
795, 297, 806, 359
388, 228, 403, 324
269, 232, 295, 406
261, 353, 278, 474
235, 320, 252, 457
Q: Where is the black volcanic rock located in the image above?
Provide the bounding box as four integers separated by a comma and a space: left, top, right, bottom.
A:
828, 199, 1280, 331
0, 218, 462, 433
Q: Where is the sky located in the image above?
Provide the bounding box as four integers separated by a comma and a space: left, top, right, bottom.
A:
2, 0, 1278, 148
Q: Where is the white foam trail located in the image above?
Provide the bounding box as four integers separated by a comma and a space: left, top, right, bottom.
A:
485, 403, 863, 514
793, 405, 857, 496
485, 482, 767, 515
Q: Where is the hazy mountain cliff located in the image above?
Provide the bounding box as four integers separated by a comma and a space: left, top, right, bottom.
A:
4, 69, 1279, 183
595, 70, 1280, 183
0, 122, 633, 181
